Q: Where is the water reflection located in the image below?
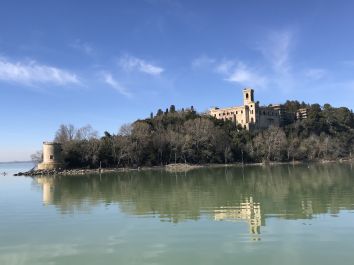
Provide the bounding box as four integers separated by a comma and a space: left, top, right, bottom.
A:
214, 197, 262, 235
33, 163, 354, 234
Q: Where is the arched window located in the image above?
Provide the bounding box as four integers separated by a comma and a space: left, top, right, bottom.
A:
246, 93, 249, 99
251, 118, 254, 123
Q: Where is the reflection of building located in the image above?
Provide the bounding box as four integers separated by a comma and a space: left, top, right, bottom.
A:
209, 88, 280, 131
35, 177, 54, 205
37, 142, 63, 170
301, 200, 313, 217
214, 197, 262, 234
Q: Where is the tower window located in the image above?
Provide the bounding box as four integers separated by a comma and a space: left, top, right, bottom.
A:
50, 155, 54, 160
246, 93, 249, 99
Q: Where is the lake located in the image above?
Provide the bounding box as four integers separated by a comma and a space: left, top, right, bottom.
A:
1, 162, 354, 265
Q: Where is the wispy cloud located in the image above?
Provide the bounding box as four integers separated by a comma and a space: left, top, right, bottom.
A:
70, 39, 94, 55
102, 72, 131, 97
305, 68, 327, 80
0, 57, 80, 86
119, 55, 164, 76
225, 62, 268, 87
259, 31, 293, 75
191, 55, 215, 69
214, 60, 235, 75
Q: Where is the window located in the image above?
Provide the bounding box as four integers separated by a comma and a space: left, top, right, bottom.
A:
246, 93, 249, 99
241, 110, 243, 114
50, 155, 54, 160
251, 118, 254, 123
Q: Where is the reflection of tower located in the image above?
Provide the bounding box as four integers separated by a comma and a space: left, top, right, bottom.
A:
35, 177, 54, 205
214, 196, 262, 234
301, 200, 313, 217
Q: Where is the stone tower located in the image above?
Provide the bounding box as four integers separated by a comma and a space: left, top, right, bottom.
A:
37, 142, 63, 170
243, 88, 254, 106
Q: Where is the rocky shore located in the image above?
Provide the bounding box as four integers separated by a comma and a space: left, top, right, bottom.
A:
14, 167, 147, 176
14, 159, 354, 177
14, 163, 206, 176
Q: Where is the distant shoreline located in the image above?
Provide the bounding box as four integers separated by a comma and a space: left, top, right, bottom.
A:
0, 161, 33, 164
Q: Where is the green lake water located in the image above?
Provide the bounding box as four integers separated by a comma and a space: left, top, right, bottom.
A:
1, 162, 354, 265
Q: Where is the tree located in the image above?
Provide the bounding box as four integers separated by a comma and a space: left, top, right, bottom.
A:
156, 109, 163, 116
55, 124, 76, 143
118, 123, 132, 136
75, 124, 98, 140
253, 126, 287, 162
31, 150, 43, 164
169, 105, 176, 113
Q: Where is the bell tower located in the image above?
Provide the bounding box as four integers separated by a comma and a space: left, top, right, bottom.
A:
243, 88, 254, 106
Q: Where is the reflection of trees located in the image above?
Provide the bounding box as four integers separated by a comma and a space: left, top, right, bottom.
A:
33, 164, 354, 227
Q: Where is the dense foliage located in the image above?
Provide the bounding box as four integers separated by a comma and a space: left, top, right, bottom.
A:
50, 103, 354, 168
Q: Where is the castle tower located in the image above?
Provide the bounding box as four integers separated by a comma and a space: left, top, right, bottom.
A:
243, 88, 254, 106
37, 142, 63, 170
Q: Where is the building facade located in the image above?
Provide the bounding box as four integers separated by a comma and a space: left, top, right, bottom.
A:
209, 88, 280, 130
296, 108, 308, 120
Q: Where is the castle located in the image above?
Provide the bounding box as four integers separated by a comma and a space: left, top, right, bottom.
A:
209, 88, 294, 130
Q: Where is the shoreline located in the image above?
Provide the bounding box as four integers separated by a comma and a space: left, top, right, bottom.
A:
14, 158, 354, 177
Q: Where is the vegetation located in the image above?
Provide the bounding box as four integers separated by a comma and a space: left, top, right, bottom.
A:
49, 102, 354, 169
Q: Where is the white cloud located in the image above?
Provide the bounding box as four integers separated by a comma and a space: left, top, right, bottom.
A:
70, 39, 94, 55
102, 72, 131, 97
119, 55, 164, 76
305, 68, 327, 80
0, 57, 80, 86
191, 55, 215, 69
225, 62, 267, 88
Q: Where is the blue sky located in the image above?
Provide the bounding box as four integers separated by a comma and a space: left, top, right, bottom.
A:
1, 0, 354, 161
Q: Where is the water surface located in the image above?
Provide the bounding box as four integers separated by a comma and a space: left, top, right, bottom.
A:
1, 162, 354, 264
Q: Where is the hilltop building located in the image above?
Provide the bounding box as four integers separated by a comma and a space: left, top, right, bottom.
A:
296, 108, 308, 120
37, 142, 63, 170
210, 88, 282, 130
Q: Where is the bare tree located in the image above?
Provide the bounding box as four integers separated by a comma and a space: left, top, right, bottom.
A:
118, 123, 133, 136
31, 150, 43, 164
75, 124, 98, 140
54, 124, 76, 143
253, 126, 287, 162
